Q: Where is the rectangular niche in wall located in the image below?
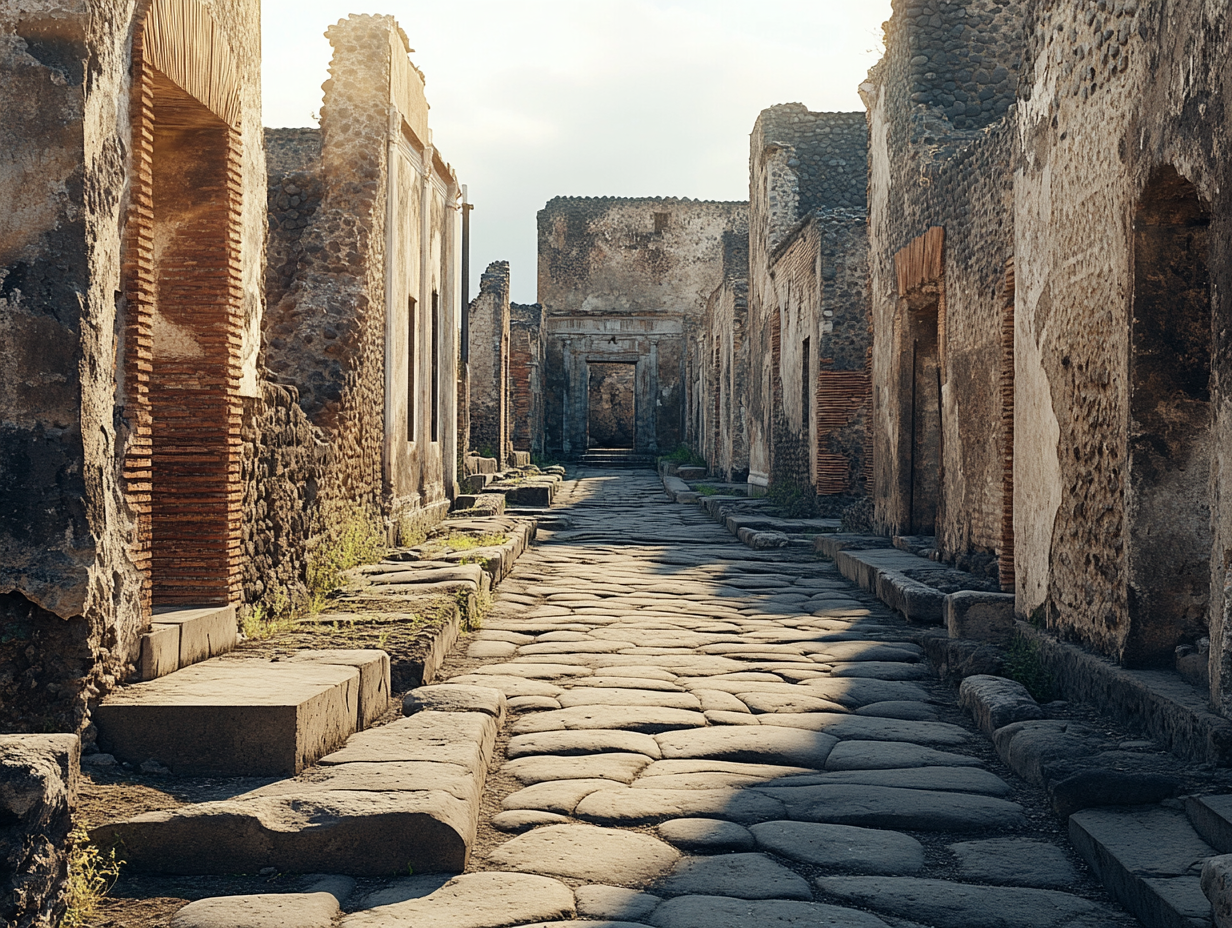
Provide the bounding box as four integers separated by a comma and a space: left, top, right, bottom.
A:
902, 298, 942, 536
587, 362, 637, 449
1125, 166, 1212, 666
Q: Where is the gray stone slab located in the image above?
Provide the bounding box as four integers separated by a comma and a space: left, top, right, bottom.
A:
992, 720, 1096, 788
853, 701, 938, 721
946, 591, 1016, 643
659, 853, 811, 900
170, 891, 342, 928
95, 661, 359, 777
574, 787, 785, 825
825, 740, 981, 771
738, 692, 847, 714
341, 872, 575, 928
512, 706, 708, 735
354, 874, 454, 909
403, 684, 506, 721
658, 818, 755, 852
655, 728, 837, 769
640, 759, 816, 779
486, 824, 679, 882
558, 688, 701, 710
814, 876, 1115, 928
758, 713, 969, 747
648, 895, 890, 928
287, 650, 391, 729
503, 779, 626, 814
319, 711, 496, 772
245, 761, 478, 803
140, 625, 179, 680
576, 885, 663, 921
803, 765, 1012, 796
799, 679, 932, 707
949, 838, 1077, 889
958, 675, 1043, 736
508, 695, 562, 712
753, 783, 1025, 831
491, 809, 570, 831
92, 789, 477, 876
504, 752, 651, 785
829, 662, 931, 680
472, 663, 593, 679
813, 642, 921, 663
632, 772, 777, 790
750, 821, 924, 874
153, 605, 237, 667
1187, 794, 1232, 853
1069, 805, 1215, 928
446, 674, 563, 698
1202, 855, 1232, 928
508, 730, 663, 759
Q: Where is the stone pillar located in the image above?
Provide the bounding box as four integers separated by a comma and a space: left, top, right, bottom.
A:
467, 262, 510, 461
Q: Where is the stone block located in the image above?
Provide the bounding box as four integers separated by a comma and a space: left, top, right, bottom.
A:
946, 591, 1017, 642
460, 473, 493, 493
452, 494, 482, 510
506, 484, 552, 507
140, 625, 181, 680
1203, 855, 1232, 928
152, 605, 237, 667
170, 880, 351, 928
95, 661, 360, 776
287, 650, 390, 728
404, 685, 507, 721
677, 466, 707, 480
958, 675, 1043, 736
509, 451, 531, 467
0, 734, 79, 928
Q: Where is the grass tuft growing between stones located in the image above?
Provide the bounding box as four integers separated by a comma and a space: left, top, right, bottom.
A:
445, 532, 508, 551
239, 603, 299, 641
1004, 633, 1055, 702
307, 507, 388, 607
59, 825, 122, 928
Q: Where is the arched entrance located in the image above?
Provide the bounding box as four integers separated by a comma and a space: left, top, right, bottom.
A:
1125, 166, 1212, 666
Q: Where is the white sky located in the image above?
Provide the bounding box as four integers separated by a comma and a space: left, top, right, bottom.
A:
263, 0, 894, 304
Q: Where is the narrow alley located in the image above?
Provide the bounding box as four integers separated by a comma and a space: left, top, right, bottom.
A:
337, 468, 1139, 928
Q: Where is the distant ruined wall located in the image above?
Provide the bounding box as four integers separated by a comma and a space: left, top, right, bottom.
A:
538, 197, 746, 458
0, 0, 264, 734
510, 302, 545, 456
468, 261, 510, 461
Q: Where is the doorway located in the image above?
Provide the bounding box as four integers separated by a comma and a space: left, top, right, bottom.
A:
904, 299, 942, 535
1125, 167, 1212, 665
588, 362, 636, 449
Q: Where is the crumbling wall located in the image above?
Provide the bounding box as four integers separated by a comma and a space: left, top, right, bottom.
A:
0, 0, 264, 734
510, 302, 544, 456
468, 261, 510, 461
537, 197, 746, 458
864, 0, 1024, 577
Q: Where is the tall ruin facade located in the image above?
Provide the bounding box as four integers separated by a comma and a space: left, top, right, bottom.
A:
0, 0, 265, 733
537, 197, 747, 459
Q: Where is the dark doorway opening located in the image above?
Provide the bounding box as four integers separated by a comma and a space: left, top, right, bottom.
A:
903, 299, 942, 535
1125, 166, 1212, 666
588, 362, 636, 449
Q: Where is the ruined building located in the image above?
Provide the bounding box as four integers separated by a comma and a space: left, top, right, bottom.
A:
866, 0, 1232, 713
742, 105, 871, 505
261, 13, 463, 603
537, 197, 747, 460
0, 0, 265, 733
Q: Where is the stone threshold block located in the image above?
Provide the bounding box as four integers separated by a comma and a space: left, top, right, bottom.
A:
95, 661, 360, 776
286, 650, 390, 729
141, 605, 238, 680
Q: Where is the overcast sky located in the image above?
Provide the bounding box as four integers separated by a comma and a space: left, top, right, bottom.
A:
263, 0, 893, 304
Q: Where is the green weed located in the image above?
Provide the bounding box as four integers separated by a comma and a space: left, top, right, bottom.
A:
59, 826, 122, 928
446, 532, 508, 551
1004, 633, 1055, 702
307, 508, 387, 600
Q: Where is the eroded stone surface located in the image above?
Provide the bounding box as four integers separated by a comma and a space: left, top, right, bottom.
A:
341, 872, 575, 927
485, 824, 679, 882
657, 818, 756, 852
750, 821, 924, 874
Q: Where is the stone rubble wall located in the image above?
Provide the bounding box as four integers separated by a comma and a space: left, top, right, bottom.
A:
468, 261, 511, 461
510, 302, 545, 457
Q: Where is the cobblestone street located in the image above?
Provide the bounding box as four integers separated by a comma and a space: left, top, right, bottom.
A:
351, 469, 1141, 928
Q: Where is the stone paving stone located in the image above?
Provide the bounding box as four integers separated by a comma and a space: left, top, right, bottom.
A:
704, 711, 762, 726
575, 885, 663, 920
403, 685, 506, 719
657, 818, 756, 852
648, 895, 891, 928
170, 878, 353, 928
468, 640, 518, 659
582, 677, 685, 691
508, 730, 663, 759
502, 778, 623, 814
692, 690, 752, 713
828, 662, 932, 680
631, 772, 778, 790
655, 727, 838, 768
486, 824, 679, 882
813, 876, 1115, 928
737, 692, 848, 714
508, 696, 562, 711
795, 679, 932, 706
341, 872, 575, 928
354, 875, 453, 909
511, 706, 708, 735
757, 714, 970, 747
491, 809, 570, 831
574, 786, 785, 825
557, 689, 702, 710
751, 820, 925, 873
753, 783, 1026, 831
446, 675, 563, 698
807, 766, 1013, 796
853, 700, 938, 721
658, 853, 813, 900
318, 712, 495, 768
948, 838, 1078, 888
823, 740, 981, 770
640, 759, 817, 779
472, 663, 594, 679
503, 753, 651, 784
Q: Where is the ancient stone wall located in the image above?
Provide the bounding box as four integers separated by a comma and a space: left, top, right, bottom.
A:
864, 0, 1023, 581
745, 106, 871, 503
468, 261, 511, 461
510, 302, 545, 457
265, 130, 323, 312
0, 0, 264, 734
538, 197, 746, 458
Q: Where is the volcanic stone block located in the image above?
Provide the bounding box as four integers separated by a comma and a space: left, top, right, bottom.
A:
139, 625, 180, 680
946, 591, 1017, 643
506, 484, 552, 507
958, 675, 1043, 736
151, 606, 238, 667
95, 662, 360, 776
287, 650, 390, 728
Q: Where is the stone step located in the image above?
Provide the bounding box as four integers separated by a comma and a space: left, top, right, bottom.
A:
1187, 794, 1232, 853
91, 691, 504, 876
95, 653, 390, 776
1068, 804, 1215, 928
140, 605, 237, 681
